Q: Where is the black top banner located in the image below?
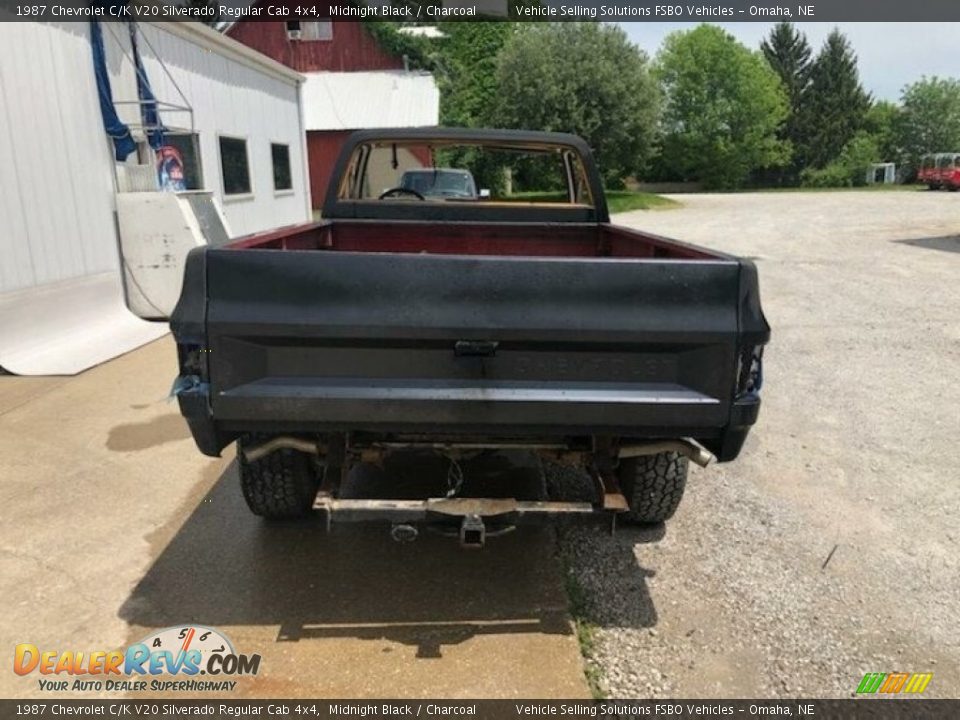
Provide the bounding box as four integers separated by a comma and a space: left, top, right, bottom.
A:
3, 0, 960, 22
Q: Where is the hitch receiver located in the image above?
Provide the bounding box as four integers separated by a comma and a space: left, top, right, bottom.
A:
460, 514, 486, 549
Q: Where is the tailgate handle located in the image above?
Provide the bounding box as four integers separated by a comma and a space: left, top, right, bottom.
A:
454, 340, 499, 357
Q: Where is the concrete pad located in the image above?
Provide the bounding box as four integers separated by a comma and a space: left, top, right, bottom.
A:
0, 336, 588, 699
121, 473, 584, 698
0, 375, 68, 415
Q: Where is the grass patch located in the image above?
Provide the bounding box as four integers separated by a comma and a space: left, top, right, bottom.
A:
607, 190, 680, 212
504, 190, 679, 213
563, 570, 606, 700
583, 663, 605, 700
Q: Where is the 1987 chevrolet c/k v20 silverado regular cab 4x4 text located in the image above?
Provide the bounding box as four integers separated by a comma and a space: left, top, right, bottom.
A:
170, 128, 769, 546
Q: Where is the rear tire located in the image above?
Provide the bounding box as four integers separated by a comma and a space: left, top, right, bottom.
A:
617, 451, 689, 524
238, 438, 320, 519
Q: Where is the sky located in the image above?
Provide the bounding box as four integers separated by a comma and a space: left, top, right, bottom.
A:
618, 22, 958, 101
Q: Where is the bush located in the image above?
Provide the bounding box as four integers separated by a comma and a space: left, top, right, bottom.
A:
799, 164, 856, 188
800, 132, 879, 187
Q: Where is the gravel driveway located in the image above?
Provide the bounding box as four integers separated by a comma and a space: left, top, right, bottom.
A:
558, 191, 960, 698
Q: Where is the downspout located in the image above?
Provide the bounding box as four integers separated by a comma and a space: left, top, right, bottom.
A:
296, 77, 313, 220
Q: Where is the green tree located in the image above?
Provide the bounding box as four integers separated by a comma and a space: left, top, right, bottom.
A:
863, 100, 902, 163
798, 29, 871, 169
656, 24, 788, 189
760, 22, 812, 182
433, 23, 515, 128
897, 77, 960, 172
491, 23, 660, 186
364, 20, 518, 128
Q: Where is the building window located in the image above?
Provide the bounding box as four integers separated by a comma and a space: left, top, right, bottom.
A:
271, 143, 293, 192
218, 136, 251, 196
157, 133, 203, 191
287, 21, 332, 41
304, 21, 333, 41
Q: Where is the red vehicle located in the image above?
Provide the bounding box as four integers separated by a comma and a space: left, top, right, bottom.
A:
941, 153, 960, 191
919, 152, 960, 190
918, 154, 939, 189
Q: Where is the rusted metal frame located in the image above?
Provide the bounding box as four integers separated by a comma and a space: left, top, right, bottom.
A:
588, 437, 629, 513
588, 465, 629, 513
311, 496, 597, 524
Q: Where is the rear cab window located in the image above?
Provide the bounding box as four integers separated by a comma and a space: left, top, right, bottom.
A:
336, 139, 596, 208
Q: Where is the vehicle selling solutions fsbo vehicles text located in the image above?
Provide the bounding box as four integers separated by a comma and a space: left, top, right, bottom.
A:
514, 4, 740, 17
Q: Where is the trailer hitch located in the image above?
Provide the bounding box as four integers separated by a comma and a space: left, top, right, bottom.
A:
314, 495, 597, 548
460, 514, 486, 549
390, 524, 419, 543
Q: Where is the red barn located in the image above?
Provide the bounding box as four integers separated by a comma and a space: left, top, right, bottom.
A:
227, 8, 439, 213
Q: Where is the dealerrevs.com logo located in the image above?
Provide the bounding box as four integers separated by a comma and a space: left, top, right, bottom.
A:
14, 626, 261, 693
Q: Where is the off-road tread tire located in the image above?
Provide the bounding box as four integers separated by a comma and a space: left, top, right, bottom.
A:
617, 451, 689, 524
238, 441, 319, 520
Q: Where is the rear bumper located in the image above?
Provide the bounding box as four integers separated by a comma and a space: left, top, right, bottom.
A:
176, 379, 760, 462
216, 377, 725, 426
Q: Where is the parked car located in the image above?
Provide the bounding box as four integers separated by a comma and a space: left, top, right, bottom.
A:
397, 168, 481, 200
170, 128, 770, 545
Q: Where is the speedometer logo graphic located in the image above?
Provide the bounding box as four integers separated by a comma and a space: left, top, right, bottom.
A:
137, 625, 235, 670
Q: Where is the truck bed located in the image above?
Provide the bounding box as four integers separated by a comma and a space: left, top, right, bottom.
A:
172, 220, 766, 463
227, 220, 719, 260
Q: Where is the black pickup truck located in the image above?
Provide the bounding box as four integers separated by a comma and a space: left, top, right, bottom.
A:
171, 128, 769, 545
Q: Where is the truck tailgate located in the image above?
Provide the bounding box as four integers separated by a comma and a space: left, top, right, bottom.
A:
176, 248, 746, 438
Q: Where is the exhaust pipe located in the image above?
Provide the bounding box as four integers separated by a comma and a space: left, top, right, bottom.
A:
390, 524, 419, 543
619, 439, 716, 468
243, 436, 324, 463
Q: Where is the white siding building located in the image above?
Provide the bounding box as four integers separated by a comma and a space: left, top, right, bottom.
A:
0, 21, 311, 375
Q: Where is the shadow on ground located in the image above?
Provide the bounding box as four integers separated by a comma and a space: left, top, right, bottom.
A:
119, 451, 661, 659
560, 523, 663, 629
893, 235, 960, 254
546, 462, 663, 630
